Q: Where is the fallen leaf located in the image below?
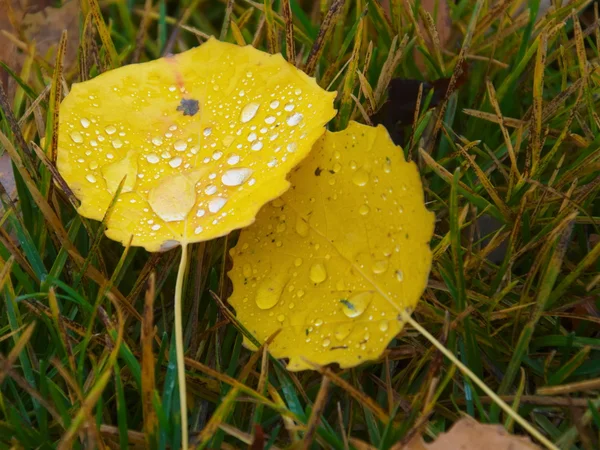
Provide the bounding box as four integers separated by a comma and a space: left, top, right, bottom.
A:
56, 37, 337, 252
228, 121, 434, 370
401, 417, 541, 450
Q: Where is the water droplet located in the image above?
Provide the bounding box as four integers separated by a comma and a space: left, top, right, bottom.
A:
248, 132, 257, 142
289, 302, 295, 309
151, 224, 161, 231
203, 127, 212, 137
80, 118, 90, 128
222, 168, 253, 187
101, 153, 138, 194
322, 338, 331, 348
194, 226, 203, 234
335, 324, 353, 341
105, 125, 116, 135
240, 102, 260, 123
111, 139, 123, 149
174, 140, 187, 151
227, 154, 240, 165
196, 209, 205, 217
309, 263, 327, 284
161, 151, 171, 159
265, 116, 276, 124
372, 259, 388, 274
284, 103, 295, 112
148, 173, 197, 222
269, 100, 280, 109
212, 151, 223, 161
255, 268, 290, 310
297, 289, 305, 298
352, 168, 369, 186
341, 292, 372, 318
204, 184, 217, 195
277, 314, 285, 323
89, 161, 98, 170
287, 142, 297, 153
70, 131, 83, 143
383, 157, 392, 173
152, 136, 163, 146
395, 270, 404, 282
90, 140, 98, 147
208, 197, 227, 213
295, 217, 309, 237
333, 162, 342, 173
223, 135, 235, 147
169, 125, 178, 131
294, 257, 303, 267
251, 141, 263, 151
146, 154, 159, 164
314, 319, 323, 327
359, 204, 370, 216
267, 158, 277, 168
169, 157, 182, 168
242, 264, 252, 278
286, 113, 303, 126
379, 321, 389, 332
276, 223, 286, 233
86, 174, 96, 183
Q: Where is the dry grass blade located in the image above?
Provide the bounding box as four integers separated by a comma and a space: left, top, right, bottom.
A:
304, 0, 345, 75
281, 0, 296, 63
0, 322, 35, 385
301, 376, 330, 450
141, 273, 158, 448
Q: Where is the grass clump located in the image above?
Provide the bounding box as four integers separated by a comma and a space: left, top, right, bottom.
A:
1, 0, 600, 448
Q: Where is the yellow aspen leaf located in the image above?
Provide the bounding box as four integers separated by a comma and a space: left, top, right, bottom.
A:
57, 37, 337, 251
229, 121, 434, 370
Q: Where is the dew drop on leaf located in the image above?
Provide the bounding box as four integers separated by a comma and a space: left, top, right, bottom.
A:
341, 292, 372, 318
309, 263, 327, 284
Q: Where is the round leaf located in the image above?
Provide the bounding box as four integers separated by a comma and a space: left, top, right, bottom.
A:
228, 122, 434, 370
57, 37, 337, 251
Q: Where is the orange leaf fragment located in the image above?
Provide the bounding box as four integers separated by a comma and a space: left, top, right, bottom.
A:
229, 122, 434, 370
57, 37, 336, 251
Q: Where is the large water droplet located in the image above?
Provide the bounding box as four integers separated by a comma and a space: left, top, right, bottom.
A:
265, 116, 276, 124
146, 154, 159, 164
309, 263, 327, 284
152, 136, 163, 146
255, 268, 290, 310
359, 204, 370, 216
222, 168, 253, 187
295, 217, 309, 237
372, 259, 389, 274
86, 174, 96, 183
174, 140, 187, 152
251, 141, 263, 151
204, 184, 217, 195
80, 118, 90, 128
395, 270, 404, 282
352, 168, 369, 186
227, 154, 240, 165
105, 125, 116, 135
269, 100, 280, 109
334, 323, 353, 341
240, 102, 260, 123
208, 197, 227, 213
203, 127, 212, 137
148, 173, 196, 222
322, 338, 331, 347
294, 257, 303, 267
111, 139, 123, 149
341, 292, 372, 318
286, 113, 303, 126
102, 153, 138, 194
70, 131, 83, 143
379, 321, 389, 332
169, 157, 182, 168
277, 314, 285, 323
333, 162, 342, 173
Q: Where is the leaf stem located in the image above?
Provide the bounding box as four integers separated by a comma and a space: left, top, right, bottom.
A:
175, 243, 189, 450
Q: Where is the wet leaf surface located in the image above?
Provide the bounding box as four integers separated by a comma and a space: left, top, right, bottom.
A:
57, 38, 336, 251
229, 121, 434, 370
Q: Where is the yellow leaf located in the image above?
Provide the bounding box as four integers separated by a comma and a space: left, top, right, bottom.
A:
57, 37, 337, 251
228, 121, 434, 370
